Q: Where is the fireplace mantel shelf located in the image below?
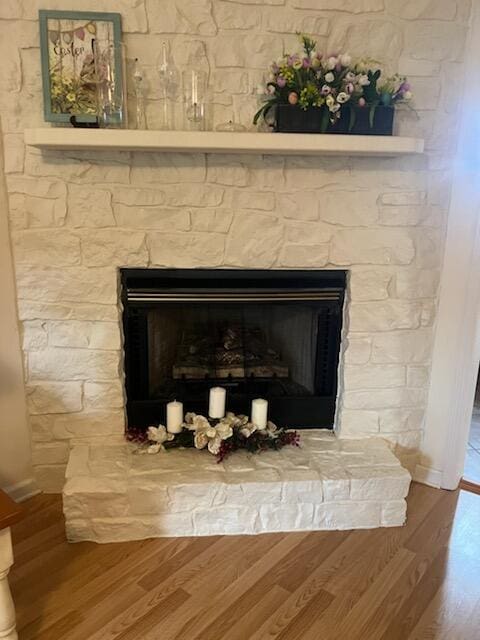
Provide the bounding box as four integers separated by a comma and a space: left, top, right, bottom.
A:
24, 128, 424, 157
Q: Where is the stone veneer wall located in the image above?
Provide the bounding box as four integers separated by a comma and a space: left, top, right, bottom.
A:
0, 0, 472, 491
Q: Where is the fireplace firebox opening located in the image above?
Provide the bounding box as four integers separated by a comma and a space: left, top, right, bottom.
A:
121, 269, 347, 430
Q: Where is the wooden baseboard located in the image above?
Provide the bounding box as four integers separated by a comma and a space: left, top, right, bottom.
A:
459, 478, 480, 495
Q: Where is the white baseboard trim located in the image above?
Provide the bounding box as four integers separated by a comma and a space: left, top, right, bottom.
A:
413, 464, 443, 489
3, 478, 41, 502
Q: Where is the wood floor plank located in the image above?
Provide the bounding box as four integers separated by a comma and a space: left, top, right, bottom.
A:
16, 537, 185, 634
162, 533, 310, 640
379, 545, 449, 640
7, 485, 480, 640
110, 588, 189, 640
212, 585, 291, 640
312, 548, 416, 640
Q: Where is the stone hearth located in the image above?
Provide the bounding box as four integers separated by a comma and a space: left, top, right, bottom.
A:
63, 430, 410, 542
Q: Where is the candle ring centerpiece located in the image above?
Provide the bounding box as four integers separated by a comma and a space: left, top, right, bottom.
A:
129, 411, 300, 462
128, 387, 300, 461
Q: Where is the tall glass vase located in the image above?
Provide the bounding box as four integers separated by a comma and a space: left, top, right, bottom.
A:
93, 40, 127, 128
157, 41, 178, 130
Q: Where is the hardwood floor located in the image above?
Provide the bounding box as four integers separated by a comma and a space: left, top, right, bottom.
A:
9, 483, 480, 640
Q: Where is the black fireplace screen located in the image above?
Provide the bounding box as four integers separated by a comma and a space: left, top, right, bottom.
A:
121, 269, 346, 430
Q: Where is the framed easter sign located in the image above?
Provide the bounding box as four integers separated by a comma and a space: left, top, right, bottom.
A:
39, 10, 123, 124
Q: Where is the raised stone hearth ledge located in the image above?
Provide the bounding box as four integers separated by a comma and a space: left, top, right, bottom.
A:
63, 431, 411, 542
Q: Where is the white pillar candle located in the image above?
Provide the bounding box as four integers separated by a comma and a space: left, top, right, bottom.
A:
251, 398, 268, 430
167, 400, 183, 433
209, 387, 226, 419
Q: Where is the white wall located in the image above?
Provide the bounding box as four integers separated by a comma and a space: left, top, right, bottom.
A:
0, 119, 36, 501
417, 0, 480, 489
0, 0, 474, 491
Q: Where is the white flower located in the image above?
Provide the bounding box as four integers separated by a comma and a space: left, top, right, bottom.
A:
331, 104, 340, 113
337, 92, 350, 103
357, 74, 370, 86
184, 413, 210, 432
403, 90, 413, 100
325, 72, 335, 83
223, 412, 248, 429
193, 419, 233, 455
240, 422, 257, 438
266, 421, 279, 437
311, 56, 321, 69
326, 94, 335, 108
292, 58, 303, 70
326, 56, 338, 70
146, 425, 174, 450
345, 71, 355, 82
339, 53, 351, 67
147, 443, 162, 454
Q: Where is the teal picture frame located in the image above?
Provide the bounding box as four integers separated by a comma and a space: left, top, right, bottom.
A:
39, 9, 123, 124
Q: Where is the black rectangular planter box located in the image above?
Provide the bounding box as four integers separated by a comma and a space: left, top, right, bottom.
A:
275, 104, 394, 136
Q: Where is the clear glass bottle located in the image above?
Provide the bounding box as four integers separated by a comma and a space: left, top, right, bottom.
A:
133, 58, 147, 130
157, 41, 178, 130
183, 69, 208, 131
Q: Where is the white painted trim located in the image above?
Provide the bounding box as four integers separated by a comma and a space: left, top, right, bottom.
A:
23, 128, 424, 157
413, 464, 442, 489
3, 478, 40, 503
420, 2, 480, 490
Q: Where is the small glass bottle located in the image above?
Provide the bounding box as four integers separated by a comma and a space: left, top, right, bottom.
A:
133, 58, 147, 130
157, 41, 178, 130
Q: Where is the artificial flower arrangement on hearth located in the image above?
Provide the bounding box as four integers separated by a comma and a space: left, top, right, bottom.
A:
253, 34, 413, 135
127, 387, 300, 463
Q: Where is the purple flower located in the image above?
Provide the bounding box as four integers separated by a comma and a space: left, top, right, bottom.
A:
277, 75, 286, 88
302, 57, 311, 69
399, 81, 411, 92
346, 82, 354, 94
321, 84, 331, 95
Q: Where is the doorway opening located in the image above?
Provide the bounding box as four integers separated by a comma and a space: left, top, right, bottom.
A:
462, 367, 480, 493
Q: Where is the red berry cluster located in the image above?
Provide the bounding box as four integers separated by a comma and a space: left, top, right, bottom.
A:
125, 428, 148, 444
216, 439, 237, 463
278, 430, 301, 447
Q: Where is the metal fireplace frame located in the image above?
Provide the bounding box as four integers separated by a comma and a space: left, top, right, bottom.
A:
121, 268, 346, 430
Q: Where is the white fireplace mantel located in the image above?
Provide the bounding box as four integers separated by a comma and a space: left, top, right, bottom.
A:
24, 128, 424, 157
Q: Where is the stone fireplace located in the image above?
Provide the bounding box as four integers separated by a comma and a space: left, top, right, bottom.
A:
16, 148, 436, 498
15, 145, 433, 539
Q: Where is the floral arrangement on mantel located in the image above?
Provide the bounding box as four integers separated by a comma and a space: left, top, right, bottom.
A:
254, 34, 413, 134
127, 412, 300, 463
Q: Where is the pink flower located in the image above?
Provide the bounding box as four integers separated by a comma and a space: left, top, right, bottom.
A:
346, 82, 354, 94
302, 57, 311, 69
